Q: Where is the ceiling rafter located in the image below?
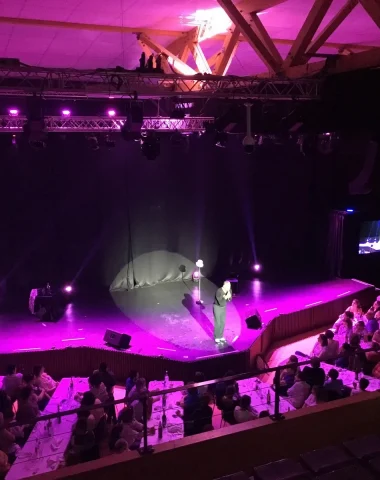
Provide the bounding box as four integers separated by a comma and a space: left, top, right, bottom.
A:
249, 13, 283, 66
187, 27, 213, 74
213, 27, 241, 75
305, 0, 359, 58
360, 0, 380, 28
217, 0, 282, 73
284, 0, 334, 69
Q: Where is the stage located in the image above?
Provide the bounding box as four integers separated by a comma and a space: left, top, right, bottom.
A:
0, 278, 376, 380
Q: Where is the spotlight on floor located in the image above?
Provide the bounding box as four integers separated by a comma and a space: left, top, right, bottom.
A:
64, 285, 73, 293
253, 264, 261, 272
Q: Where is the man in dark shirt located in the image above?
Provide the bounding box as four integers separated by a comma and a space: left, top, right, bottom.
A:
302, 357, 325, 387
213, 281, 231, 344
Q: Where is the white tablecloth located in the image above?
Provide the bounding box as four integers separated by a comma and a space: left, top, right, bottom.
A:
147, 380, 184, 445
237, 378, 295, 415
6, 377, 87, 480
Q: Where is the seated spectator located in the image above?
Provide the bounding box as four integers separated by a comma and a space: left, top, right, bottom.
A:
335, 343, 352, 369
70, 418, 99, 463
126, 370, 139, 394
366, 311, 379, 337
2, 365, 22, 402
303, 358, 325, 388
277, 356, 298, 396
127, 378, 148, 404
325, 330, 339, 362
108, 424, 124, 451
32, 365, 57, 396
119, 406, 143, 450
88, 373, 109, 403
313, 334, 330, 362
324, 369, 344, 395
287, 371, 310, 409
234, 395, 257, 424
176, 386, 201, 436
353, 321, 368, 340
194, 371, 208, 396
259, 410, 270, 418
131, 391, 155, 423
220, 385, 239, 424
335, 314, 354, 342
0, 391, 13, 420
372, 329, 380, 345
367, 300, 380, 316
22, 373, 50, 411
351, 378, 370, 396
80, 391, 105, 430
214, 370, 239, 409
0, 413, 19, 464
363, 343, 380, 375
0, 450, 10, 475
346, 299, 364, 321
304, 386, 328, 407
16, 386, 40, 425
193, 394, 213, 434
93, 362, 116, 395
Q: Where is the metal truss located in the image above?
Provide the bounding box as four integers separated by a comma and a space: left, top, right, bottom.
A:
0, 67, 320, 100
0, 116, 214, 133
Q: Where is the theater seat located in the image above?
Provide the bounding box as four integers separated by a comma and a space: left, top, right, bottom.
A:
343, 435, 380, 461
253, 458, 311, 480
315, 464, 375, 480
300, 445, 354, 474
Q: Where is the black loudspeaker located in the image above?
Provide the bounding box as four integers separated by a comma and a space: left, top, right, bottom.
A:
103, 329, 131, 349
245, 312, 262, 330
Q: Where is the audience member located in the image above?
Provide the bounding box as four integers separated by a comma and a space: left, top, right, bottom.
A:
372, 329, 380, 345
234, 395, 257, 423
277, 355, 298, 396
0, 391, 13, 420
351, 378, 370, 396
215, 370, 239, 409
325, 330, 339, 362
0, 413, 19, 464
335, 314, 354, 342
335, 343, 352, 369
93, 363, 116, 395
126, 371, 139, 394
119, 407, 144, 450
286, 371, 310, 409
80, 391, 105, 430
304, 386, 321, 407
220, 385, 239, 424
16, 386, 40, 425
303, 358, 325, 388
127, 378, 147, 404
367, 300, 380, 316
312, 334, 330, 361
70, 418, 99, 463
22, 373, 50, 411
2, 365, 22, 401
258, 410, 270, 418
363, 343, 380, 375
324, 369, 344, 395
88, 373, 109, 403
193, 394, 213, 434
353, 321, 368, 340
32, 365, 57, 396
194, 371, 208, 396
366, 311, 379, 337
346, 299, 364, 320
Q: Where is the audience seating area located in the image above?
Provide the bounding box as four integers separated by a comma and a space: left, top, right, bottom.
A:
1, 296, 380, 479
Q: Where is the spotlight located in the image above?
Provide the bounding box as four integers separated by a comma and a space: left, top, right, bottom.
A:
64, 285, 73, 293
11, 134, 17, 146
107, 109, 116, 117
61, 109, 71, 117
9, 108, 19, 116
346, 209, 354, 213
87, 135, 99, 151
141, 132, 160, 160
253, 264, 261, 272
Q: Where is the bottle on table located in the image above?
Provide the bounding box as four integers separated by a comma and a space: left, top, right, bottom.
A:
164, 370, 169, 387
47, 419, 53, 437
158, 421, 163, 439
162, 409, 167, 428
162, 393, 167, 408
57, 404, 62, 424
266, 390, 271, 405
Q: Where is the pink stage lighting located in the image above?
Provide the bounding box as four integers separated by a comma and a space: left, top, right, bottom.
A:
9, 108, 19, 116
61, 109, 71, 116
107, 109, 116, 117
253, 264, 261, 272
192, 270, 200, 280
64, 285, 73, 293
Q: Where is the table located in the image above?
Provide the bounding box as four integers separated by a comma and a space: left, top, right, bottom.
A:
147, 380, 184, 445
6, 377, 87, 480
237, 378, 295, 415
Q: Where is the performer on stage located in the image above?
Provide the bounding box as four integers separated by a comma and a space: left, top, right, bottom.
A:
213, 281, 232, 344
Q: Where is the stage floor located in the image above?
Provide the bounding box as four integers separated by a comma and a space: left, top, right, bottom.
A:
0, 278, 372, 362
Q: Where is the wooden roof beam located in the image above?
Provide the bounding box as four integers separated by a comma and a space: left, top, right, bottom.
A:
306, 0, 359, 58
249, 13, 283, 65
217, 0, 282, 73
213, 27, 241, 75
360, 0, 380, 28
284, 0, 334, 68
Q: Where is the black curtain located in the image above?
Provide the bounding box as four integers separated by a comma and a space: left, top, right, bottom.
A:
326, 211, 346, 278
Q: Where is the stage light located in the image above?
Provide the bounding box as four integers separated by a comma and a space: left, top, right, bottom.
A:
253, 264, 261, 272
11, 135, 17, 146
9, 108, 19, 116
195, 259, 204, 304
107, 109, 116, 117
195, 259, 204, 268
61, 109, 71, 117
64, 285, 73, 293
192, 270, 200, 282
346, 209, 354, 213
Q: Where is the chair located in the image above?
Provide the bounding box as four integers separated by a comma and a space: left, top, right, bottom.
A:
343, 434, 380, 461
300, 445, 354, 474
253, 458, 311, 480
315, 464, 375, 479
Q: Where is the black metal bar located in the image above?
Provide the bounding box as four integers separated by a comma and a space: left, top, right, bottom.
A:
271, 369, 284, 422
139, 396, 153, 455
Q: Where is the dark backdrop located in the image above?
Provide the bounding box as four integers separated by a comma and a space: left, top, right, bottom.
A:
0, 133, 354, 297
